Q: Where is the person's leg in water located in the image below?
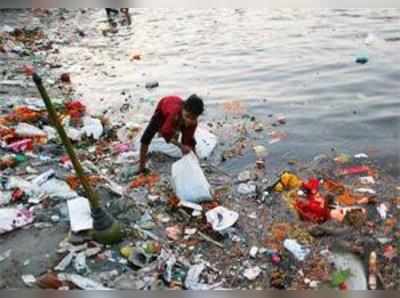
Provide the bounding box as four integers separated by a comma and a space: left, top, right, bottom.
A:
105, 8, 119, 24
139, 113, 162, 174
120, 8, 132, 25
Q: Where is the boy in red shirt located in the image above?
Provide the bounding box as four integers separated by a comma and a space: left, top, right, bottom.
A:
139, 94, 204, 173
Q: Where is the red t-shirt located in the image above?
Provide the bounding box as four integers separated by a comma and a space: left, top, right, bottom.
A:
155, 96, 197, 148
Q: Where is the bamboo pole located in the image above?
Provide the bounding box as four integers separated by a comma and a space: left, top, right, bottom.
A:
32, 73, 100, 209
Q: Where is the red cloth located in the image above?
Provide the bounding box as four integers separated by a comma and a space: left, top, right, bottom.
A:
154, 96, 197, 148
296, 178, 330, 223
65, 101, 86, 119
302, 177, 320, 195
295, 196, 330, 223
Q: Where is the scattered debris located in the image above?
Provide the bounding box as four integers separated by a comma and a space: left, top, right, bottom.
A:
0, 249, 12, 263
21, 275, 37, 287
283, 239, 311, 261
243, 267, 261, 281
0, 9, 398, 291
376, 203, 388, 220
237, 182, 256, 195
145, 81, 159, 89
205, 206, 239, 232
0, 208, 34, 234
355, 54, 369, 64
67, 197, 93, 232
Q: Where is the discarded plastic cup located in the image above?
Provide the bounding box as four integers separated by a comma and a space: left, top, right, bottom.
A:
206, 206, 239, 232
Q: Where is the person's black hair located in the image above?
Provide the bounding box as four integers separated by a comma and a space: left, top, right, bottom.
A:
183, 94, 204, 116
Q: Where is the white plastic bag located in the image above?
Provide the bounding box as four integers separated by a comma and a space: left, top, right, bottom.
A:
135, 126, 217, 160
171, 152, 212, 203
81, 116, 103, 140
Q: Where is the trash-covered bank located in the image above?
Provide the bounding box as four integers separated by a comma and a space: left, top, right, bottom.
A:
1, 9, 399, 290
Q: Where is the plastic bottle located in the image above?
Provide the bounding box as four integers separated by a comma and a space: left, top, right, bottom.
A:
368, 251, 377, 290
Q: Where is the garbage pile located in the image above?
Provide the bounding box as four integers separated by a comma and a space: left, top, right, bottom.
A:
0, 9, 399, 291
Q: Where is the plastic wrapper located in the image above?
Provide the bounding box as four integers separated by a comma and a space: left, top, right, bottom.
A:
0, 208, 34, 234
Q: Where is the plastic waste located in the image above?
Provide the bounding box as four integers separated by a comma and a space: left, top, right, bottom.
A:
171, 152, 212, 203
359, 177, 375, 185
185, 263, 223, 290
338, 165, 370, 176
206, 206, 239, 232
67, 197, 93, 232
113, 143, 131, 154
0, 208, 34, 235
7, 139, 33, 152
237, 182, 256, 195
253, 145, 268, 158
1, 25, 14, 33
41, 178, 77, 199
354, 188, 376, 195
58, 273, 111, 290
243, 266, 261, 281
22, 275, 37, 287
66, 126, 82, 141
55, 252, 74, 271
283, 239, 311, 261
15, 123, 47, 138
43, 126, 57, 140
135, 126, 217, 160
85, 247, 102, 258
249, 246, 258, 258
177, 200, 203, 212
32, 169, 55, 186
74, 252, 89, 274
81, 116, 103, 140
166, 225, 182, 241
2, 176, 35, 195
368, 252, 377, 290
376, 203, 388, 220
159, 249, 177, 283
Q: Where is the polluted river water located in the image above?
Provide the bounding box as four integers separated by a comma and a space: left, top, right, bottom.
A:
0, 8, 399, 290
2, 8, 398, 176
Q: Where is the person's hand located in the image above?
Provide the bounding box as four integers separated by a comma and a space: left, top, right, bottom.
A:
180, 145, 192, 155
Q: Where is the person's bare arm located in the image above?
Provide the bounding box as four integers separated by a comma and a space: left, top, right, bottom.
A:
170, 138, 191, 155
139, 143, 149, 173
